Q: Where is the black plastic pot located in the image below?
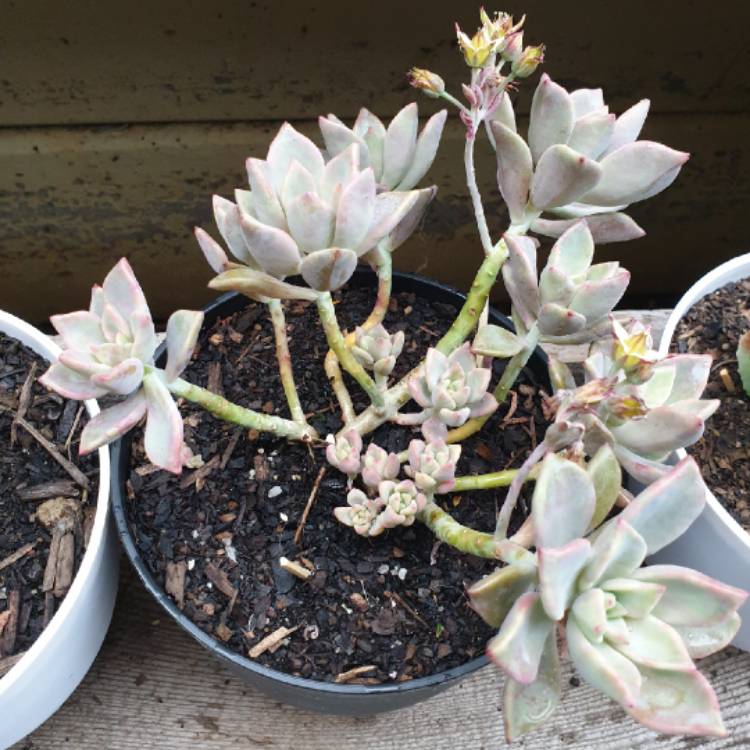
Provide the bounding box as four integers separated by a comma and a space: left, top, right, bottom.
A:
111, 269, 550, 715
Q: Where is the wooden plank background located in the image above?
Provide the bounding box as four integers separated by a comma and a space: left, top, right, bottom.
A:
0, 0, 748, 322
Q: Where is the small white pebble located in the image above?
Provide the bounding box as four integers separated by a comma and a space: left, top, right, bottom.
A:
377, 564, 389, 575
187, 559, 196, 571
341, 603, 353, 615
257, 448, 265, 454
279, 511, 289, 523
325, 433, 335, 445
389, 670, 398, 679
248, 468, 256, 480
206, 582, 213, 590
398, 568, 407, 581
268, 486, 283, 499
223, 538, 238, 563
191, 529, 199, 540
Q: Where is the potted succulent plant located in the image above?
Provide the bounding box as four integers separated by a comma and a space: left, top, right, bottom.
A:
0, 309, 117, 749
37, 8, 746, 742
648, 253, 750, 650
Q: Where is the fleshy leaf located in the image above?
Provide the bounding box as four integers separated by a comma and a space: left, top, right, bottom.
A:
656, 354, 711, 404
614, 615, 693, 671
568, 268, 630, 322
491, 121, 533, 224
530, 145, 603, 210
531, 213, 645, 244
487, 592, 555, 684
538, 539, 592, 620
39, 362, 106, 400
142, 373, 184, 474
532, 454, 595, 549
578, 518, 647, 590
619, 457, 707, 554
213, 195, 254, 266
207, 267, 318, 302
611, 405, 704, 456
467, 564, 536, 628
472, 324, 524, 359
91, 357, 144, 396
50, 311, 106, 350
397, 109, 447, 190
571, 588, 609, 643
265, 123, 325, 193
381, 103, 418, 188
239, 212, 302, 279
671, 612, 742, 659
286, 192, 336, 253
587, 444, 622, 529
601, 578, 665, 619
299, 248, 358, 291
537, 303, 587, 337
503, 633, 561, 742
194, 227, 231, 274
502, 234, 539, 328
165, 310, 204, 382
528, 75, 574, 163
333, 168, 376, 249
79, 390, 147, 454
567, 111, 616, 159
245, 157, 287, 229
603, 99, 650, 156
547, 220, 594, 278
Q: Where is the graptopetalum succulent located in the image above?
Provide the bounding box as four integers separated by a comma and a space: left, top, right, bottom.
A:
38, 7, 745, 742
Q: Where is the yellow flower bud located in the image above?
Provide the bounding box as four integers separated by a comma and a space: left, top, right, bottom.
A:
456, 23, 495, 68
511, 44, 545, 78
408, 68, 446, 98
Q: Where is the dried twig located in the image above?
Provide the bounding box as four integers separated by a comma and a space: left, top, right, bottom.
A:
0, 542, 35, 572
279, 556, 312, 581
384, 590, 429, 628
17, 479, 80, 502
205, 562, 237, 599
294, 466, 326, 546
165, 561, 188, 609
179, 454, 220, 490
64, 404, 84, 456
220, 429, 243, 469
11, 362, 36, 446
248, 625, 298, 658
334, 665, 378, 683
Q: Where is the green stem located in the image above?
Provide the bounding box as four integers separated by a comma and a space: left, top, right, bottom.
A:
418, 500, 534, 565
167, 377, 317, 441
267, 299, 308, 426
452, 470, 517, 492
316, 293, 385, 412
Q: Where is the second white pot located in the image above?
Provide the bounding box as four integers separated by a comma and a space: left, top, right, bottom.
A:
0, 311, 119, 749
654, 253, 750, 651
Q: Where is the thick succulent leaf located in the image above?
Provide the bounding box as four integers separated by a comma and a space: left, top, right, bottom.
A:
531, 213, 645, 244
619, 457, 707, 554
528, 75, 575, 163
194, 228, 231, 274
532, 453, 596, 549
91, 357, 145, 396
537, 303, 587, 337
50, 311, 105, 350
142, 373, 184, 474
245, 158, 287, 229
286, 191, 336, 253
614, 615, 693, 671
567, 111, 616, 159
538, 539, 592, 620
239, 211, 302, 278
489, 91, 517, 134
207, 267, 318, 302
397, 109, 447, 190
58, 350, 109, 379
299, 248, 358, 291
639, 365, 676, 409
503, 633, 561, 742
213, 195, 255, 265
613, 443, 672, 485
472, 324, 524, 359
587, 444, 622, 529
655, 354, 712, 404
130, 311, 159, 364
604, 99, 650, 156
582, 141, 690, 207
548, 357, 576, 392
266, 123, 325, 193
627, 667, 726, 737
487, 593, 555, 684
671, 612, 742, 659
501, 234, 539, 328
566, 616, 641, 708
319, 116, 369, 167
467, 564, 536, 628
530, 145, 603, 210
333, 168, 376, 249
579, 518, 647, 589
39, 362, 106, 400
102, 257, 151, 320
611, 405, 704, 456
668, 398, 720, 422
601, 578, 665, 619
604, 617, 631, 646
353, 108, 386, 177
491, 121, 533, 225
165, 310, 204, 382
633, 565, 748, 627
384, 185, 436, 252
99, 303, 129, 342
320, 144, 360, 205
80, 390, 147, 454
571, 588, 609, 643
568, 268, 630, 322
381, 103, 418, 188
570, 88, 605, 118
359, 190, 421, 251
539, 265, 575, 307
547, 220, 594, 278
280, 160, 319, 209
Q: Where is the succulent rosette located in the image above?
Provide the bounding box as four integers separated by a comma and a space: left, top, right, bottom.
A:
502, 220, 629, 342
39, 259, 203, 473
491, 74, 689, 243
408, 343, 498, 441
405, 438, 461, 494
360, 443, 400, 489
468, 454, 747, 741
351, 323, 405, 385
195, 122, 438, 299
325, 428, 363, 478
333, 488, 385, 536
371, 479, 427, 533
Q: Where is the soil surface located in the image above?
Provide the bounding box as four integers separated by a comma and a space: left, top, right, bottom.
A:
673, 278, 750, 531
0, 332, 98, 671
125, 285, 549, 684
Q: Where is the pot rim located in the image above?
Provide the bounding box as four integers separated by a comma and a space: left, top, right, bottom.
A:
111, 269, 549, 698
0, 310, 112, 694
658, 253, 750, 552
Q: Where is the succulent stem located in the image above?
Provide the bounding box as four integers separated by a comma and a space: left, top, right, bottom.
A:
465, 115, 494, 257
324, 353, 356, 425
267, 299, 309, 427
316, 292, 385, 412
167, 376, 317, 441
453, 469, 517, 491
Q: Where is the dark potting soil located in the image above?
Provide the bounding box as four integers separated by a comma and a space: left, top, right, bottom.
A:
0, 332, 98, 670
673, 278, 750, 532
125, 286, 549, 684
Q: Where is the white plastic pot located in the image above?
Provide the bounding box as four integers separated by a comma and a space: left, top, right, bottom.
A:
655, 253, 750, 651
0, 311, 118, 748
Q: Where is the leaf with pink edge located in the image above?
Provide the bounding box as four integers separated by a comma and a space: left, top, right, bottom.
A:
165, 310, 204, 382
538, 539, 593, 620
467, 564, 536, 628
531, 213, 645, 244
383, 185, 437, 252
333, 168, 376, 249
194, 228, 231, 274
50, 311, 106, 350
39, 362, 106, 400
319, 116, 369, 167
611, 406, 704, 456
537, 303, 587, 337
265, 123, 325, 193
91, 358, 144, 396
569, 88, 605, 118
671, 612, 742, 659
80, 390, 147, 454
614, 615, 693, 672
353, 108, 386, 175
285, 192, 336, 253
603, 99, 650, 156
397, 109, 447, 190
381, 103, 418, 188
213, 195, 256, 266
528, 74, 574, 163
501, 234, 539, 328
578, 518, 647, 589
601, 578, 665, 619
567, 111, 616, 159
531, 146, 603, 211
568, 268, 630, 322
491, 121, 533, 224
299, 248, 358, 291
245, 157, 287, 229
142, 373, 184, 474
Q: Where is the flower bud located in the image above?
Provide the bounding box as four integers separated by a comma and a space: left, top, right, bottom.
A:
408, 67, 445, 98
501, 31, 523, 62
456, 23, 495, 68
511, 44, 545, 78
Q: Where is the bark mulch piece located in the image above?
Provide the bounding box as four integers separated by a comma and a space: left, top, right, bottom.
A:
673, 278, 750, 531
125, 286, 549, 683
0, 332, 98, 663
